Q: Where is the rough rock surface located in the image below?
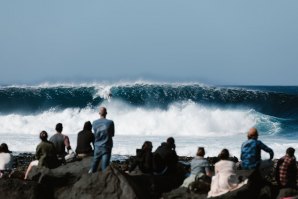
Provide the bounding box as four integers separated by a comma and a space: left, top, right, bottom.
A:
0, 156, 184, 199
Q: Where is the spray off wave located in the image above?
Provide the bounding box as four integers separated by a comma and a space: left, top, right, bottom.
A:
0, 100, 280, 137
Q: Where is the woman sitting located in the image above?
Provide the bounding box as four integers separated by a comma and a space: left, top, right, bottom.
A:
208, 149, 247, 198
181, 147, 211, 188
75, 121, 94, 158
129, 141, 153, 174
24, 131, 59, 180
0, 143, 13, 178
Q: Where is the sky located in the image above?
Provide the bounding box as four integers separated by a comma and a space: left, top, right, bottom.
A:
0, 1, 298, 85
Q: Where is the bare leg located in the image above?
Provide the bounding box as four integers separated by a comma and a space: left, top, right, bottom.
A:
24, 160, 38, 180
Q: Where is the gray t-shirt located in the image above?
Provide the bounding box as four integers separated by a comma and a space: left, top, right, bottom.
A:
49, 133, 66, 157
191, 156, 210, 175
92, 118, 114, 149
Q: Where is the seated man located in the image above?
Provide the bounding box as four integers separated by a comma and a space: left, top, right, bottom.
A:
275, 147, 297, 188
181, 147, 211, 188
129, 141, 153, 174
76, 121, 95, 157
241, 127, 274, 170
50, 123, 73, 160
24, 131, 59, 180
153, 137, 178, 175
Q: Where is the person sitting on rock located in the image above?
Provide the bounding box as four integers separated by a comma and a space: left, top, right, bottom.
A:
240, 127, 274, 170
0, 143, 13, 178
24, 131, 59, 180
181, 147, 212, 188
129, 141, 153, 174
208, 149, 247, 198
50, 123, 74, 161
153, 137, 178, 175
75, 121, 95, 158
275, 147, 297, 189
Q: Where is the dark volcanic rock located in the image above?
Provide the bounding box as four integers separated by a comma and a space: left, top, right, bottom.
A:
163, 170, 279, 199
26, 157, 140, 199
0, 178, 39, 199
3, 156, 183, 199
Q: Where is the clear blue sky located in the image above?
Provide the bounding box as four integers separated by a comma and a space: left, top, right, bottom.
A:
0, 1, 297, 85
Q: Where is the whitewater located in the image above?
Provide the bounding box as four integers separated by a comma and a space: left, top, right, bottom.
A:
0, 82, 298, 159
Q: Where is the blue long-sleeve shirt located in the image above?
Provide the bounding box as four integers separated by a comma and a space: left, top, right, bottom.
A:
241, 139, 274, 170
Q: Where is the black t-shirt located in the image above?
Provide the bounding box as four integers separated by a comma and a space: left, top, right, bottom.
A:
75, 130, 95, 154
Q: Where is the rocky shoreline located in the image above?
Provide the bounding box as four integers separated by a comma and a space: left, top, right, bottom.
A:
0, 153, 297, 199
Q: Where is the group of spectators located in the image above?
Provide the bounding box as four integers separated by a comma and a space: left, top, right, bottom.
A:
0, 107, 297, 198
23, 107, 114, 179
179, 127, 297, 198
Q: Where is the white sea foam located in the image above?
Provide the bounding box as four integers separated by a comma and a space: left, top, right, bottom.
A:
0, 100, 279, 137
0, 100, 284, 156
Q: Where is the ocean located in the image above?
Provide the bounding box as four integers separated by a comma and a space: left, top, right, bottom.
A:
0, 81, 298, 159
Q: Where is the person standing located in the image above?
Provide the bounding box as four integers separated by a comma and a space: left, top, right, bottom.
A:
240, 127, 274, 170
89, 107, 114, 173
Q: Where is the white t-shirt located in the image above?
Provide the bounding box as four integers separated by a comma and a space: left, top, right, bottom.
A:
0, 153, 13, 170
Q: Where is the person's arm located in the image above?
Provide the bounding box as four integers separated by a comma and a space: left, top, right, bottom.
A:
215, 163, 219, 174
91, 133, 95, 149
109, 121, 115, 137
35, 144, 41, 160
143, 152, 153, 171
205, 165, 212, 177
240, 143, 245, 161
64, 135, 72, 152
259, 141, 274, 159
129, 157, 138, 172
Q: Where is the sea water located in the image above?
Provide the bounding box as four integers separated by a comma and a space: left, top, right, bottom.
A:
0, 81, 297, 159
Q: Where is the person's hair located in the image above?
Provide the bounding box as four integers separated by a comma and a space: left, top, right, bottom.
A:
99, 107, 107, 117
167, 137, 175, 149
247, 128, 259, 139
0, 143, 10, 153
0, 145, 3, 153
55, 123, 63, 133
142, 141, 153, 151
197, 147, 205, 157
40, 131, 48, 141
286, 147, 295, 157
83, 121, 92, 131
218, 148, 229, 160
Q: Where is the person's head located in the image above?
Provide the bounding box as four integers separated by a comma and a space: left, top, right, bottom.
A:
167, 137, 175, 150
218, 148, 230, 160
83, 121, 92, 131
40, 131, 48, 142
247, 127, 259, 140
0, 143, 11, 153
142, 141, 153, 152
286, 147, 295, 157
99, 107, 107, 118
196, 147, 205, 157
55, 123, 63, 133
